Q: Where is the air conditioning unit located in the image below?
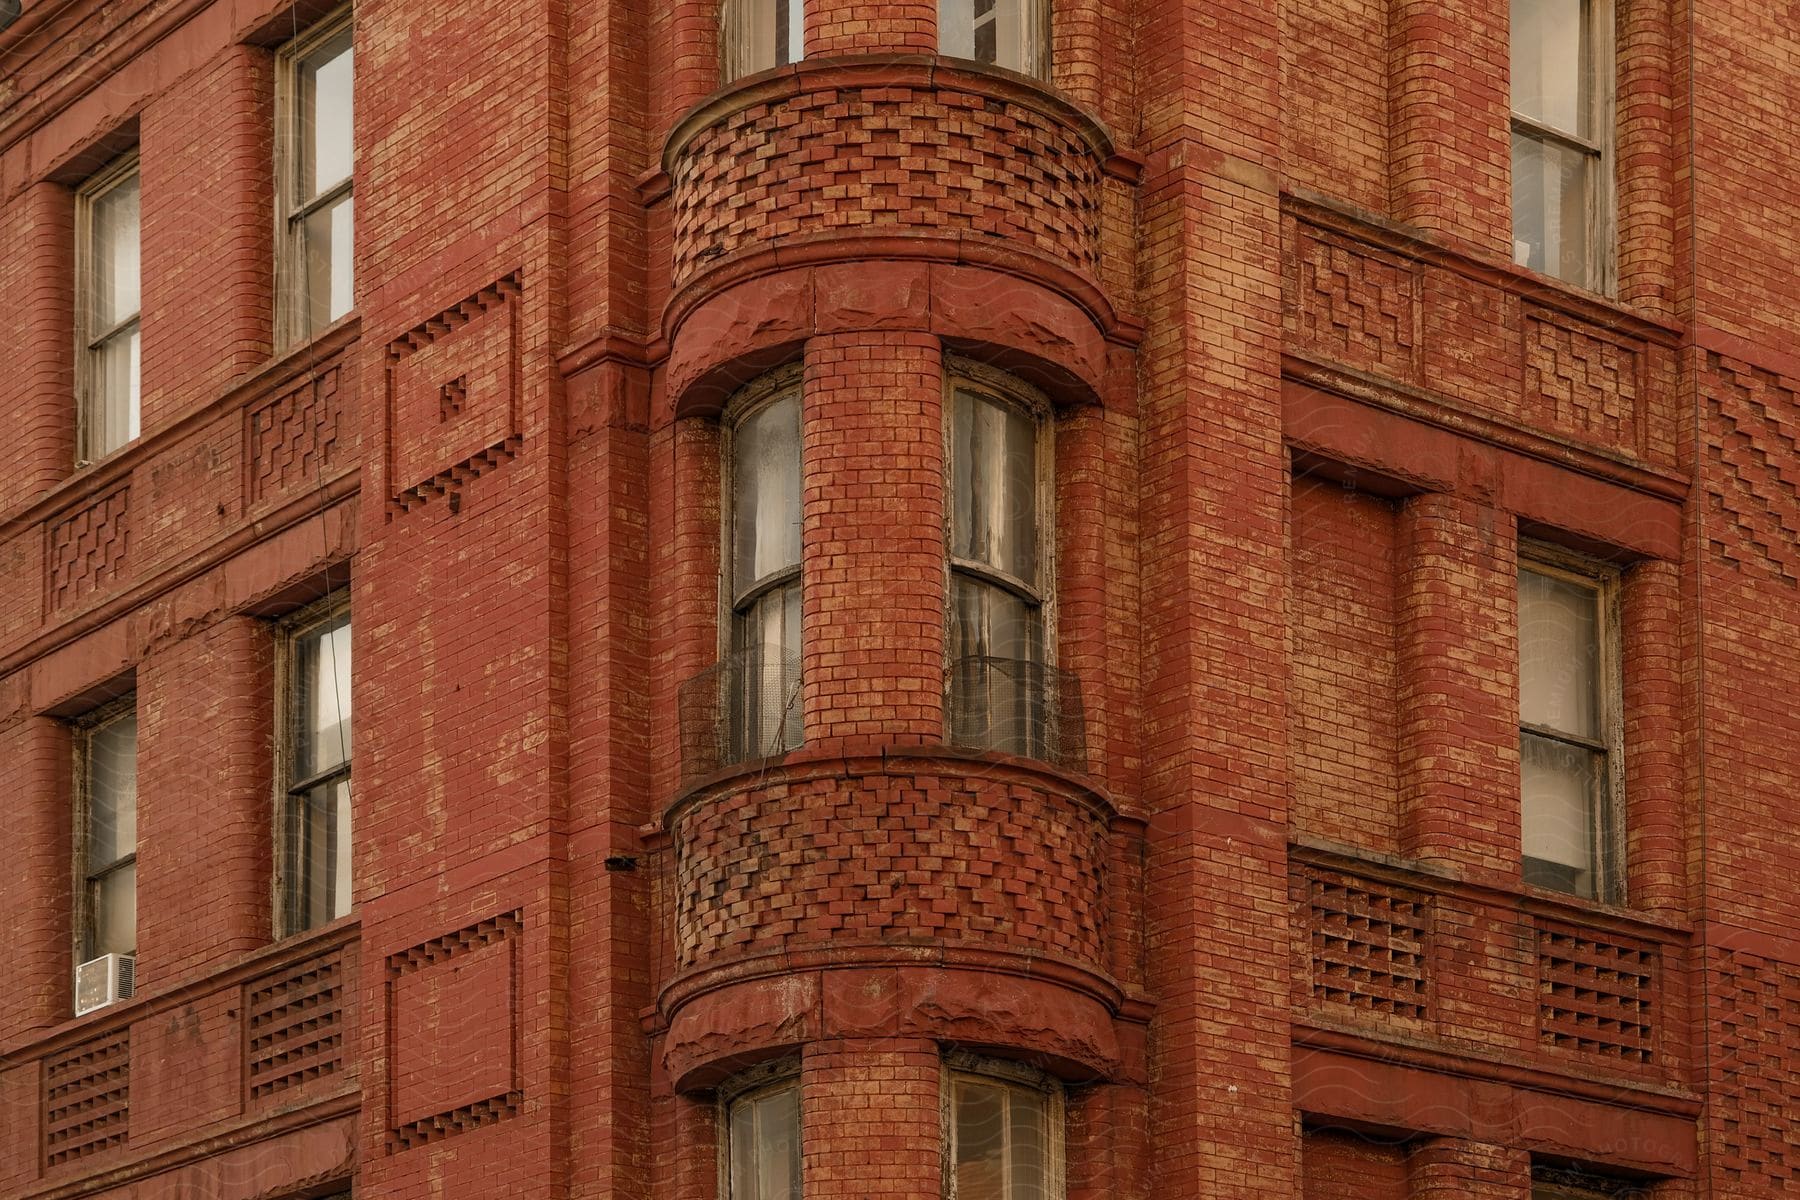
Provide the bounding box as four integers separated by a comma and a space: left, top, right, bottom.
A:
74, 953, 136, 1016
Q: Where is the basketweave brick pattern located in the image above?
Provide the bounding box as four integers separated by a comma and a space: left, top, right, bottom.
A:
1714, 951, 1800, 1185
1535, 922, 1656, 1064
1287, 227, 1421, 383
43, 1031, 130, 1168
247, 365, 344, 506
246, 948, 348, 1102
668, 81, 1103, 289
1302, 867, 1430, 1021
46, 487, 129, 611
1705, 355, 1800, 587
672, 769, 1108, 972
1522, 312, 1641, 451
385, 912, 523, 1153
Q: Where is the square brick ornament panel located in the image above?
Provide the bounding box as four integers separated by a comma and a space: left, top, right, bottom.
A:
385, 911, 523, 1151
383, 273, 523, 515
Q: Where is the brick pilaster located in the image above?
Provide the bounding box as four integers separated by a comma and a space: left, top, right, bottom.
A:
1395, 494, 1518, 879
800, 333, 945, 745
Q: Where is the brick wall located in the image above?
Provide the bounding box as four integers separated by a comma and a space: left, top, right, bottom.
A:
4, 0, 1800, 1195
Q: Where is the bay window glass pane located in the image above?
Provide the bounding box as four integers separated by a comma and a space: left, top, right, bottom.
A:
297, 612, 353, 779
1519, 569, 1599, 738
1007, 1086, 1047, 1197
302, 193, 355, 329
285, 776, 351, 931
1512, 131, 1594, 286
1521, 732, 1600, 896
941, 0, 1045, 75
731, 579, 803, 757
954, 1076, 1053, 1200
90, 863, 136, 957
1511, 0, 1590, 135
951, 389, 1038, 586
91, 174, 140, 329
301, 27, 354, 198
726, 0, 804, 80
86, 713, 138, 869
949, 575, 1041, 665
732, 393, 803, 595
955, 1078, 1007, 1200
729, 1084, 801, 1200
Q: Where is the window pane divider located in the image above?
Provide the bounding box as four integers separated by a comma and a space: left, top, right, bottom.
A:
947, 557, 1042, 605
1511, 113, 1603, 157
85, 851, 136, 885
287, 761, 352, 798
731, 562, 803, 611
288, 175, 354, 226
1520, 722, 1608, 754
87, 314, 140, 352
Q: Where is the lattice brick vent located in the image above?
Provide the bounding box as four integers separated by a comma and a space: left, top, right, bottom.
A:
1537, 924, 1656, 1063
247, 949, 346, 1100
1307, 870, 1430, 1020
43, 1031, 130, 1167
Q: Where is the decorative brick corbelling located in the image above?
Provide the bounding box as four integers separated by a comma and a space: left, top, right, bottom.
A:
664, 61, 1117, 293
666, 753, 1117, 979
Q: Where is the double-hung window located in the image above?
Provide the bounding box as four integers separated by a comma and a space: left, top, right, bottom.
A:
77, 699, 138, 963
1510, 0, 1613, 291
724, 1074, 802, 1199
1519, 557, 1621, 901
75, 156, 141, 464
279, 599, 353, 934
277, 9, 355, 345
946, 1065, 1062, 1199
939, 0, 1050, 79
945, 376, 1051, 759
724, 383, 804, 761
722, 0, 804, 83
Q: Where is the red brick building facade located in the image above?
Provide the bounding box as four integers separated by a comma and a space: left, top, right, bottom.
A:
0, 0, 1796, 1197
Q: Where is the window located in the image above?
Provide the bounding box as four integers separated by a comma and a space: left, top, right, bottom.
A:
279, 598, 353, 934
722, 381, 804, 761
277, 8, 355, 345
945, 373, 1052, 759
1519, 556, 1621, 901
939, 0, 1050, 79
723, 1075, 802, 1199
946, 1065, 1062, 1200
76, 698, 138, 963
1532, 1162, 1648, 1199
722, 0, 804, 82
1511, 0, 1612, 290
75, 155, 141, 464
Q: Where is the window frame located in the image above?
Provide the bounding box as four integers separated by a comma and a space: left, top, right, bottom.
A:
1509, 0, 1616, 293
1517, 545, 1625, 904
72, 693, 139, 966
274, 590, 354, 938
941, 1054, 1066, 1200
717, 367, 806, 762
73, 151, 142, 466
938, 0, 1052, 80
274, 4, 356, 350
1532, 1161, 1650, 1200
718, 1060, 804, 1200
721, 0, 805, 84
942, 362, 1057, 757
